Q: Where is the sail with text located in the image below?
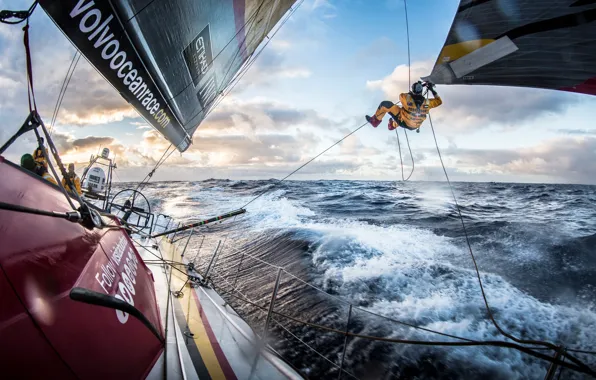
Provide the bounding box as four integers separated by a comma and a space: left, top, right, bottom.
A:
40, 0, 297, 152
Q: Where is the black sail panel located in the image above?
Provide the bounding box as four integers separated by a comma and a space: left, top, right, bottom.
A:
424, 0, 596, 96
40, 0, 297, 152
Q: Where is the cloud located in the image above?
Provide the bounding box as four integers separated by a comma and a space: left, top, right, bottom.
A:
50, 132, 117, 158
270, 39, 291, 50
70, 136, 115, 151
339, 134, 382, 157
352, 37, 400, 68
199, 97, 339, 136
0, 11, 136, 134
43, 60, 137, 126
232, 49, 312, 91
278, 68, 312, 78
366, 60, 580, 133
310, 0, 338, 24
558, 129, 596, 136
429, 137, 596, 184
187, 133, 318, 166
312, 0, 336, 11
180, 97, 383, 174
43, 129, 186, 170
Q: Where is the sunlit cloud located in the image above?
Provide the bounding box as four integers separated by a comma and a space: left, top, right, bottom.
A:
271, 39, 291, 50
421, 136, 596, 184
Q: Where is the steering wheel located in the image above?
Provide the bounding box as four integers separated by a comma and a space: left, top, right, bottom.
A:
107, 189, 152, 234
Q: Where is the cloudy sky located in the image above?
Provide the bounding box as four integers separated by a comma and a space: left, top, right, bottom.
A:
1, 0, 596, 184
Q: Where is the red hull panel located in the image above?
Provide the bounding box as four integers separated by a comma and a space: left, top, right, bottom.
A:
0, 269, 76, 378
0, 157, 163, 379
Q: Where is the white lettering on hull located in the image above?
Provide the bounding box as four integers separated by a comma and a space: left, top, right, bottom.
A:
93, 235, 140, 324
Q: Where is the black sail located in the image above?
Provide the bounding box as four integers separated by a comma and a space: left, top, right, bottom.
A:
40, 0, 297, 152
424, 0, 596, 96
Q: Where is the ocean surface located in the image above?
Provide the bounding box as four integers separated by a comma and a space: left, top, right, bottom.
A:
114, 180, 596, 379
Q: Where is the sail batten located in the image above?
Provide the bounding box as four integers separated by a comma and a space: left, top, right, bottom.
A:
40, 0, 297, 152
425, 0, 596, 96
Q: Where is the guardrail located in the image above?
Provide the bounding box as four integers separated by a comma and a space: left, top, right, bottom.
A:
149, 213, 360, 378
146, 214, 575, 380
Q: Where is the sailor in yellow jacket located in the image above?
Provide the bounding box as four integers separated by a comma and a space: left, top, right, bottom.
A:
62, 163, 82, 195
366, 81, 442, 132
35, 164, 57, 185
33, 137, 48, 168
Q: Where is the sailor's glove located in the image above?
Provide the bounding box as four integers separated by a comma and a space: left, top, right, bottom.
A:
426, 82, 438, 96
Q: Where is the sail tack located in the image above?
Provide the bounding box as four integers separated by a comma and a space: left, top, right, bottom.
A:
40, 0, 297, 152
424, 0, 596, 96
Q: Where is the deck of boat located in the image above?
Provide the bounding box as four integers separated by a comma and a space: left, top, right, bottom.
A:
136, 235, 302, 380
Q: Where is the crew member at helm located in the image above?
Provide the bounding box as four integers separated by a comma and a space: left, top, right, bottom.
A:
365, 81, 442, 133
62, 163, 82, 195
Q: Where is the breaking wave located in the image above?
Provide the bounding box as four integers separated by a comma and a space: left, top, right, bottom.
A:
120, 179, 596, 379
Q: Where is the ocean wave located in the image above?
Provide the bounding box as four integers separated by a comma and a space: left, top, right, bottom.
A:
116, 179, 596, 378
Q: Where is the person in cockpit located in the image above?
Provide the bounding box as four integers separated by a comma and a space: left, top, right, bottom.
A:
33, 137, 48, 168
62, 163, 82, 195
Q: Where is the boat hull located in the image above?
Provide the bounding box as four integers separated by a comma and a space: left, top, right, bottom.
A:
0, 157, 163, 379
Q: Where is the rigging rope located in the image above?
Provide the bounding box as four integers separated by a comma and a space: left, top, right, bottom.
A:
50, 51, 80, 136
395, 128, 414, 181
392, 0, 415, 182
133, 143, 175, 192
20, 16, 88, 211
426, 113, 593, 372
125, 0, 306, 188
0, 1, 37, 25
23, 20, 37, 112
115, 143, 176, 218
240, 122, 368, 209
166, 0, 269, 103
403, 0, 411, 89
186, 0, 307, 125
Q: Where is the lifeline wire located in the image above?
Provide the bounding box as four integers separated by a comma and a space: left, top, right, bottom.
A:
211, 278, 596, 377
140, 222, 595, 376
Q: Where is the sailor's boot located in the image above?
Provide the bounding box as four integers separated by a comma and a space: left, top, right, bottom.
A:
366, 115, 381, 128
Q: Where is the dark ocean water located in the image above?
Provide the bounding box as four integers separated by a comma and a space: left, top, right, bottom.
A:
116, 180, 596, 379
